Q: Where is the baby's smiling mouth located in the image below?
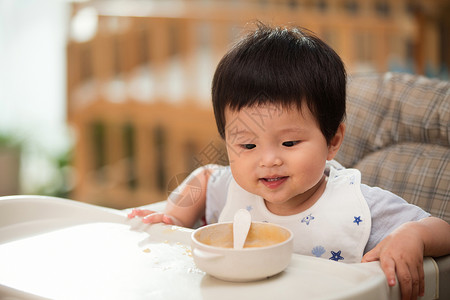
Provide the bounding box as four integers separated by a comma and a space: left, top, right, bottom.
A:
260, 176, 288, 188
262, 177, 287, 182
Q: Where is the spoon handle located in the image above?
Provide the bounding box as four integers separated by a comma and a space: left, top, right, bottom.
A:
233, 209, 252, 249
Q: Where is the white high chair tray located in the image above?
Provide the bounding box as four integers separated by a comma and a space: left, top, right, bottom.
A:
0, 196, 438, 300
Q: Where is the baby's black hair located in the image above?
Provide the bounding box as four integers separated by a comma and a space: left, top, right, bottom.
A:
211, 22, 346, 144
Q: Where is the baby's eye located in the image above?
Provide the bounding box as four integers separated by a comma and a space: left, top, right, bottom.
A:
240, 144, 256, 150
282, 141, 300, 147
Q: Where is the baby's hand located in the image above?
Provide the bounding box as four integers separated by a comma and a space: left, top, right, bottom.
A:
362, 222, 425, 300
127, 209, 182, 226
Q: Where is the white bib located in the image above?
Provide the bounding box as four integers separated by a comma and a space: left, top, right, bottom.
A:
219, 166, 371, 263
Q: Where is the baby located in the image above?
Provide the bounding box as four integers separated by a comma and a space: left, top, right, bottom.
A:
128, 22, 450, 300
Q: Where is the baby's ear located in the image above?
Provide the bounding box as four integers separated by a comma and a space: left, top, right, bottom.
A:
327, 123, 345, 160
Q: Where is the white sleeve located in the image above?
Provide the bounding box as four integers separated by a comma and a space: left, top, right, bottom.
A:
205, 165, 233, 224
362, 184, 431, 253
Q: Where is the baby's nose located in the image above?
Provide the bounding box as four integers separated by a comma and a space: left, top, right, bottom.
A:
259, 150, 283, 167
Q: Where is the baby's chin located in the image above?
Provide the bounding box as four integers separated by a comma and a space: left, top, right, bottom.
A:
265, 190, 322, 212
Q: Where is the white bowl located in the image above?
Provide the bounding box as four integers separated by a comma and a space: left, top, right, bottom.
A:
191, 222, 293, 282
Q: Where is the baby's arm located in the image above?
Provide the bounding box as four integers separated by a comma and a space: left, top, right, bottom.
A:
362, 216, 450, 300
128, 165, 214, 228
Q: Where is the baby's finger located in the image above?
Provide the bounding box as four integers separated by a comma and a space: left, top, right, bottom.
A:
142, 212, 165, 224
127, 209, 139, 218
396, 262, 415, 300
361, 248, 379, 263
418, 264, 425, 297
379, 256, 397, 287
127, 209, 154, 219
134, 209, 155, 217
409, 266, 420, 300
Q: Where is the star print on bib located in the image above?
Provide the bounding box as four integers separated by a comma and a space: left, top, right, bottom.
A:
329, 250, 344, 261
301, 214, 315, 225
353, 216, 362, 225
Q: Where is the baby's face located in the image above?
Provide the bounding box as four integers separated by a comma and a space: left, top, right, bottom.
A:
224, 103, 335, 214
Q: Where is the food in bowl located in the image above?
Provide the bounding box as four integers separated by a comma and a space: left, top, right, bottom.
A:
191, 222, 293, 282
195, 222, 290, 248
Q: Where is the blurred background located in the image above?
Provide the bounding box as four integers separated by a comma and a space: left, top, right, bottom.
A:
0, 0, 449, 209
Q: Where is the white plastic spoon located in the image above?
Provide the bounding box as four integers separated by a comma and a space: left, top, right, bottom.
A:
233, 209, 252, 250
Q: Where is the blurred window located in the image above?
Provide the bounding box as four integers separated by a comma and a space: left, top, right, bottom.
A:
80, 45, 93, 81
343, 0, 359, 15
113, 36, 122, 75
138, 23, 149, 65
91, 121, 106, 181
375, 0, 390, 17
123, 122, 137, 189
154, 125, 167, 192
317, 0, 328, 12
287, 0, 300, 9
